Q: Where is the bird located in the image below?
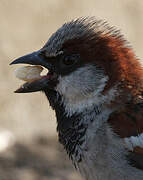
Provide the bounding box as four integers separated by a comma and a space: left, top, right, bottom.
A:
10, 17, 143, 180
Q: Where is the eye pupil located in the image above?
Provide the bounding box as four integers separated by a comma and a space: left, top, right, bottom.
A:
63, 56, 74, 65
62, 54, 79, 66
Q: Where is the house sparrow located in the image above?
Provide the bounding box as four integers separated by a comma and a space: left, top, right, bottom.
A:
10, 17, 143, 180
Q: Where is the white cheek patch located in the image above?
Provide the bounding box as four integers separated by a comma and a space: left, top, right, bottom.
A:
124, 133, 143, 151
55, 65, 118, 116
56, 65, 108, 100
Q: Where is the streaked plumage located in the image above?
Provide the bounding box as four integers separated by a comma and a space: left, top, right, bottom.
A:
11, 17, 143, 179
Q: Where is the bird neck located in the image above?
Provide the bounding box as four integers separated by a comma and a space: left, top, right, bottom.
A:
44, 89, 114, 164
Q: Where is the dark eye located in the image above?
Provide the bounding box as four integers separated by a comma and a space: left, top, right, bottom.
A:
62, 54, 80, 66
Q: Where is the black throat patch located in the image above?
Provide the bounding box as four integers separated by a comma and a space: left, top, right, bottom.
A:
44, 89, 101, 164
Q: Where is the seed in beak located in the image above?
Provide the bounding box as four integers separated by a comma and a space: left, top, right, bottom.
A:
14, 65, 43, 82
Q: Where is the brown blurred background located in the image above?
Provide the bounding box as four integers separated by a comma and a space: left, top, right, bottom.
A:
0, 0, 143, 179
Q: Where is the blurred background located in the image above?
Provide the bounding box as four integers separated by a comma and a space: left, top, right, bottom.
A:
0, 0, 143, 179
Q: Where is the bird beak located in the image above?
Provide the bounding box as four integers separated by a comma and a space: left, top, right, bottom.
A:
10, 51, 52, 69
10, 51, 57, 93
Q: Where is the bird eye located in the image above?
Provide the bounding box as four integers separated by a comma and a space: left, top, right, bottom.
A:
62, 54, 80, 66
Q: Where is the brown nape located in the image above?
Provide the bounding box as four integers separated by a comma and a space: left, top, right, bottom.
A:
108, 100, 143, 138
62, 33, 143, 96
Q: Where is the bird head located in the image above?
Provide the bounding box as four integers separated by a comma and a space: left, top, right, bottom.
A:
10, 17, 143, 113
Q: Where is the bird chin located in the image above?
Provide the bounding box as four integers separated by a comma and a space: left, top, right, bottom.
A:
15, 72, 58, 93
